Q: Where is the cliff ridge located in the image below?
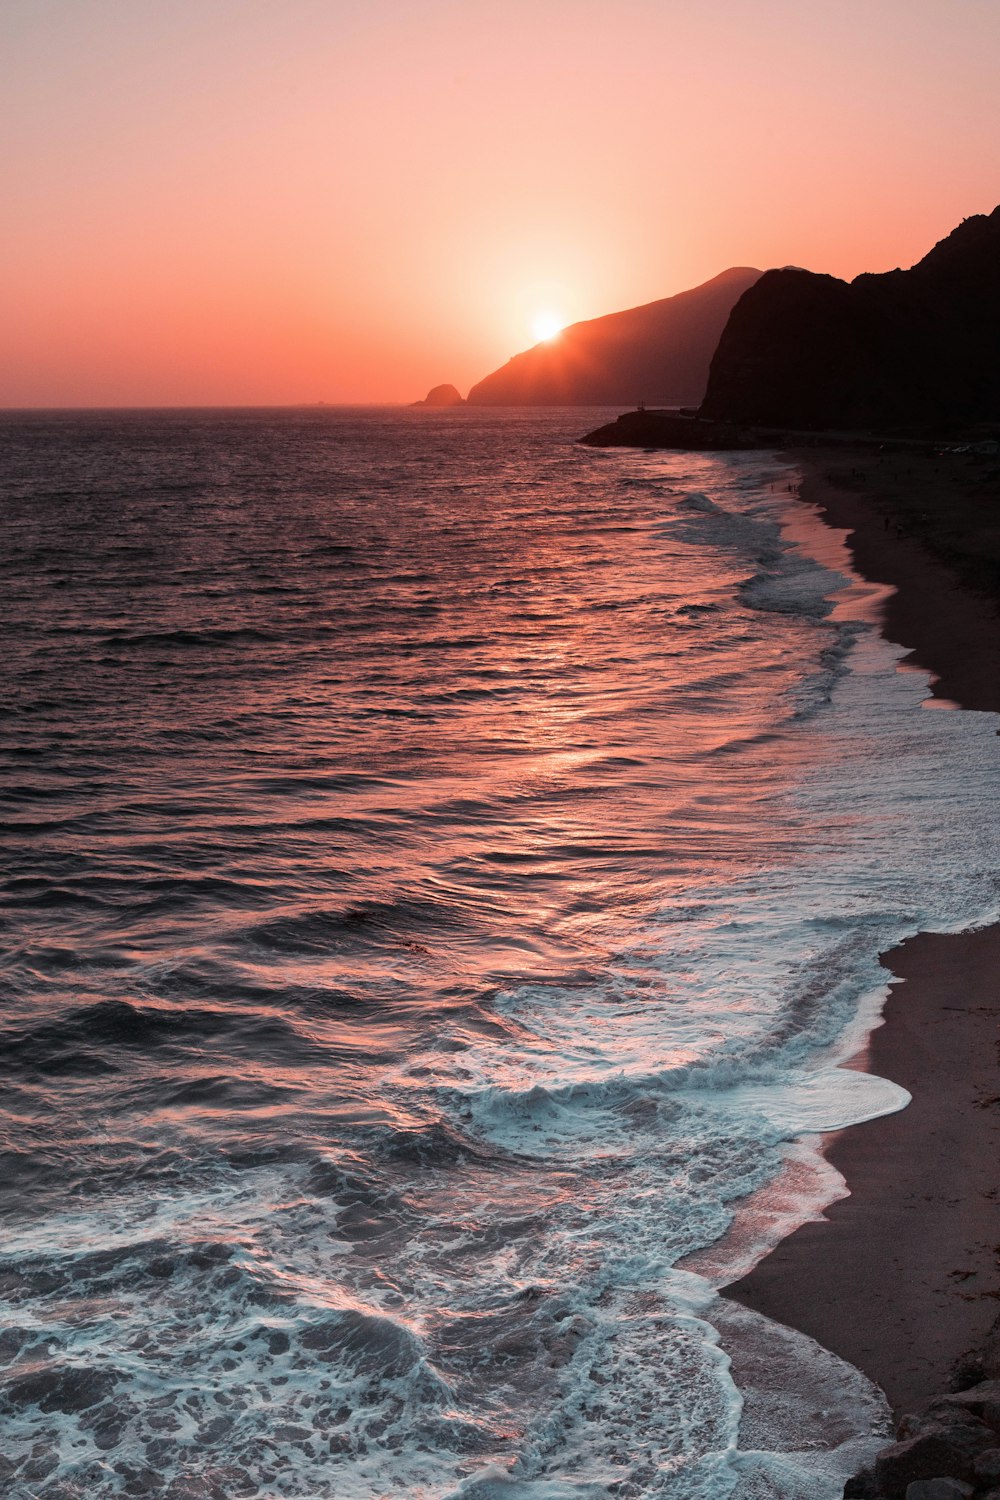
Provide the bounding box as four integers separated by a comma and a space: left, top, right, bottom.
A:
467, 267, 761, 407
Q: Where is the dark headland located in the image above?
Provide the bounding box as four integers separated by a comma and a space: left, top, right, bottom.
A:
581, 204, 1000, 451
578, 204, 1000, 1498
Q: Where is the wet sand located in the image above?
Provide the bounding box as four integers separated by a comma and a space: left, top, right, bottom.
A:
724, 449, 1000, 1418
799, 449, 1000, 713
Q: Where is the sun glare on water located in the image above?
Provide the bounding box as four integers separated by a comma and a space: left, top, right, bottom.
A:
531, 311, 565, 343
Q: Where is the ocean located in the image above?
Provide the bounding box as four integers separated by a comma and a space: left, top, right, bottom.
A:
1, 407, 998, 1500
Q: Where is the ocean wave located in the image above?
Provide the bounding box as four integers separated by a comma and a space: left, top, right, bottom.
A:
2, 418, 997, 1496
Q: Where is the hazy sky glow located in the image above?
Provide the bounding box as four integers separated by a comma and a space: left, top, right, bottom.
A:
3, 0, 999, 405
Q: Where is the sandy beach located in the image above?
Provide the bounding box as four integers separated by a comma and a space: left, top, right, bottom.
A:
725, 449, 1000, 1419
800, 450, 1000, 713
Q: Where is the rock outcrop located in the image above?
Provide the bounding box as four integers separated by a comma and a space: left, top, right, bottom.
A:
700, 206, 1000, 433
467, 267, 761, 407
579, 409, 764, 449
844, 1316, 1000, 1498
412, 383, 465, 407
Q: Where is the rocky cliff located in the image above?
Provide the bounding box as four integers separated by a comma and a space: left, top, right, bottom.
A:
700, 207, 1000, 432
467, 267, 761, 406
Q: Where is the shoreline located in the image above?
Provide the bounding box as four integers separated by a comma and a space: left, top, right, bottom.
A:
797, 449, 1000, 713
723, 449, 1000, 1420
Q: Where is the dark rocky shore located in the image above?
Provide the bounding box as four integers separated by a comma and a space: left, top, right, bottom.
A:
579, 408, 768, 449
843, 1321, 1000, 1497
578, 404, 998, 454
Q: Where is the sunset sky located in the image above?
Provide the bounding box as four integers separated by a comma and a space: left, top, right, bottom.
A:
3, 0, 999, 407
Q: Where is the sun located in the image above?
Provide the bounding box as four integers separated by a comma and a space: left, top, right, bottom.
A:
531, 311, 565, 343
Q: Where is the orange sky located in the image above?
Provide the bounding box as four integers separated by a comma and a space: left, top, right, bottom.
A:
3, 0, 999, 407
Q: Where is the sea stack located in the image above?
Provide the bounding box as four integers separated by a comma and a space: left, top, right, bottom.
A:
412, 383, 466, 407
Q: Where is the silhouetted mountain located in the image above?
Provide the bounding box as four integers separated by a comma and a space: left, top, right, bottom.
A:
412, 383, 466, 407
466, 268, 761, 406
700, 207, 1000, 431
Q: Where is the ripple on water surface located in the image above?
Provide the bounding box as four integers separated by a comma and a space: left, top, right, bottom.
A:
0, 409, 997, 1497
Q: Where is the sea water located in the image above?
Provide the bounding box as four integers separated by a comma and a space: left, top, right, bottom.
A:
1, 407, 997, 1499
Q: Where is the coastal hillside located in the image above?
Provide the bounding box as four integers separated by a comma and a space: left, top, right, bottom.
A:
700, 205, 1000, 431
466, 266, 761, 406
